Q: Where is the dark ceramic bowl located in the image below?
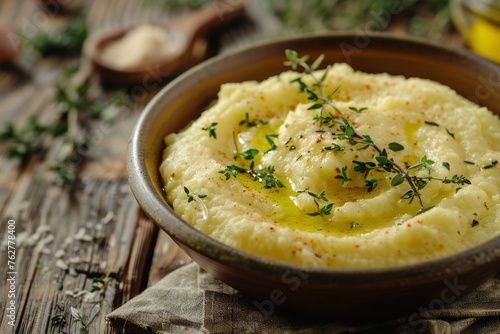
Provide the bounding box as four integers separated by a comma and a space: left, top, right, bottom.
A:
127, 33, 500, 318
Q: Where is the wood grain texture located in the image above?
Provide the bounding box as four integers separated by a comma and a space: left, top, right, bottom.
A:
0, 1, 179, 333
0, 0, 465, 332
0, 0, 248, 329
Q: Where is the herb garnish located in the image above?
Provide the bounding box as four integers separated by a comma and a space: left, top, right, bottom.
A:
482, 160, 498, 169
265, 133, 279, 152
219, 165, 247, 180
239, 112, 257, 127
241, 148, 259, 160
424, 121, 439, 127
219, 164, 284, 189
334, 166, 351, 185
324, 142, 344, 152
202, 122, 218, 138
349, 106, 367, 113
184, 186, 207, 202
284, 50, 472, 213
184, 186, 208, 219
219, 127, 285, 189
299, 190, 333, 217
350, 222, 361, 229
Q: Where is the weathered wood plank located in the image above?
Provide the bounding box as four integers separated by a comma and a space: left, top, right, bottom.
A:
0, 170, 158, 333
0, 1, 173, 332
147, 230, 193, 287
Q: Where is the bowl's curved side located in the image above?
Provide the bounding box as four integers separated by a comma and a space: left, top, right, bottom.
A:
127, 33, 500, 317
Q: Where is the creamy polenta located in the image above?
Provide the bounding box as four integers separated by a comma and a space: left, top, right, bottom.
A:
160, 63, 500, 269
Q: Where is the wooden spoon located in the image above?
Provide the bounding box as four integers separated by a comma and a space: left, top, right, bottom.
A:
83, 0, 246, 86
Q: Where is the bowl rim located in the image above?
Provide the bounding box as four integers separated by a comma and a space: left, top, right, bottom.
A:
127, 31, 500, 283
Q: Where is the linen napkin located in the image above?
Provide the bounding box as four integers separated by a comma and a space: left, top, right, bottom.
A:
106, 262, 500, 334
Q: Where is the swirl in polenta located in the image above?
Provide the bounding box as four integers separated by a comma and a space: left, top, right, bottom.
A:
160, 60, 500, 269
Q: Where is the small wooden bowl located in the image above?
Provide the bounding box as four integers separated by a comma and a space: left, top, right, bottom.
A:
83, 0, 246, 86
127, 33, 500, 318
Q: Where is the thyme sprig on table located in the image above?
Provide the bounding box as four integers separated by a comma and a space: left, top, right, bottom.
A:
22, 14, 88, 57
0, 67, 128, 183
284, 49, 471, 213
0, 116, 47, 164
70, 307, 89, 333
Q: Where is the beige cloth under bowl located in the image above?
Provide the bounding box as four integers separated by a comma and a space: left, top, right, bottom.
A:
106, 262, 500, 334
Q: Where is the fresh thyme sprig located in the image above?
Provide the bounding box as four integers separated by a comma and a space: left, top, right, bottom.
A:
265, 133, 279, 152
50, 314, 66, 328
0, 116, 48, 165
299, 190, 333, 217
89, 277, 106, 293
184, 186, 207, 202
334, 166, 351, 185
219, 163, 285, 189
50, 303, 67, 328
184, 186, 208, 219
22, 14, 88, 57
219, 129, 285, 189
202, 122, 218, 138
0, 66, 129, 183
70, 307, 89, 333
239, 112, 257, 127
482, 160, 498, 169
284, 50, 471, 212
250, 165, 285, 189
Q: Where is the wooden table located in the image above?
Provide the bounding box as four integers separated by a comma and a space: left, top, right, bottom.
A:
0, 1, 464, 333
0, 1, 198, 333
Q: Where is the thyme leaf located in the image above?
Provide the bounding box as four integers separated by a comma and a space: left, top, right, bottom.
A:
324, 143, 345, 152
184, 186, 207, 203
0, 116, 48, 165
219, 164, 285, 189
349, 106, 367, 113
249, 165, 285, 189
22, 14, 88, 57
335, 166, 351, 185
424, 121, 439, 127
482, 160, 498, 169
219, 165, 246, 180
388, 142, 404, 152
239, 112, 257, 127
300, 190, 333, 217
50, 314, 66, 328
202, 122, 218, 139
350, 222, 361, 229
265, 134, 279, 152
